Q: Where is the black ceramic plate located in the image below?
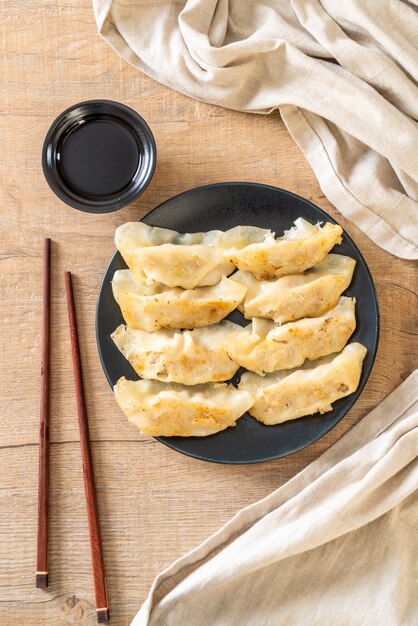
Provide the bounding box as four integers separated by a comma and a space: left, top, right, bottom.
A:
96, 183, 379, 464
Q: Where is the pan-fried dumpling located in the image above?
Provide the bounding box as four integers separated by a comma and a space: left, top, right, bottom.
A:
114, 378, 254, 437
239, 342, 367, 425
222, 218, 342, 279
115, 222, 235, 289
226, 297, 356, 374
231, 254, 355, 324
112, 321, 241, 384
112, 270, 247, 331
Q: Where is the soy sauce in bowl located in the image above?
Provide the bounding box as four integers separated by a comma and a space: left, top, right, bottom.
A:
42, 100, 156, 213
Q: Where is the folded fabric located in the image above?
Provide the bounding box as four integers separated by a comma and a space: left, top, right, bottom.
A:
131, 370, 418, 625
93, 0, 418, 259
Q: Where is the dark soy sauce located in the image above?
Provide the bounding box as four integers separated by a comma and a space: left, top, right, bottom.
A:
59, 119, 140, 197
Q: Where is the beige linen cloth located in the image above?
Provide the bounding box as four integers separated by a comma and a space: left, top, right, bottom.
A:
128, 371, 418, 625
93, 0, 418, 259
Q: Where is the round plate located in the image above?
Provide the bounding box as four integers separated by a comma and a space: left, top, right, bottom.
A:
96, 183, 379, 464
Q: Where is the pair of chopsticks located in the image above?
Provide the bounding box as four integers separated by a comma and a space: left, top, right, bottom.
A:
36, 239, 109, 624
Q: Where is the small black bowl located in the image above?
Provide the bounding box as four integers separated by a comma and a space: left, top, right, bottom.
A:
42, 100, 156, 213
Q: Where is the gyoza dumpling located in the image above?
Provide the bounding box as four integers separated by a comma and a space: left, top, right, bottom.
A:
114, 378, 254, 437
222, 218, 342, 279
231, 254, 356, 324
112, 321, 241, 384
112, 270, 247, 331
226, 297, 356, 374
239, 342, 367, 425
115, 222, 235, 289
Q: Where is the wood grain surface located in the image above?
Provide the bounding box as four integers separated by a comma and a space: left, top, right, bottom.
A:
0, 1, 416, 625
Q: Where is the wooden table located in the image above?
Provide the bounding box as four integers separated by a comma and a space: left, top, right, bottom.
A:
1, 2, 416, 625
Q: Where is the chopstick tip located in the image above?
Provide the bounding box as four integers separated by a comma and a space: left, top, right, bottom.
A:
35, 572, 48, 588
96, 608, 110, 623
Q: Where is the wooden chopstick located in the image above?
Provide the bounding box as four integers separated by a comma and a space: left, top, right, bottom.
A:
36, 238, 51, 589
65, 272, 109, 624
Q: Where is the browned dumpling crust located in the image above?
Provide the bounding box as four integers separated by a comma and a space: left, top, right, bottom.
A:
114, 378, 253, 437
223, 218, 342, 279
112, 270, 247, 332
225, 297, 356, 374
112, 321, 241, 385
239, 343, 367, 425
231, 254, 356, 324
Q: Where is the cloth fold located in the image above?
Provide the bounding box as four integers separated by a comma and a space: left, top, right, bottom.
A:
132, 370, 418, 625
93, 0, 418, 258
